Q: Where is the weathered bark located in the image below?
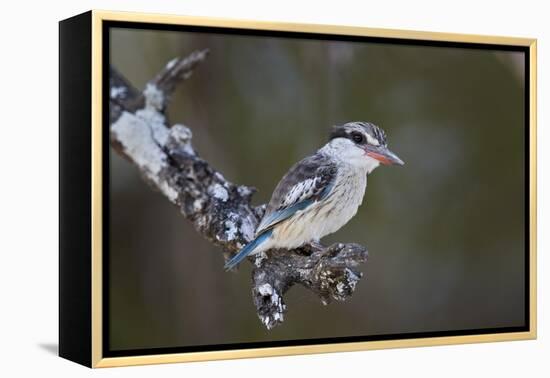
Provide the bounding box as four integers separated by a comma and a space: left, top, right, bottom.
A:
109, 49, 369, 329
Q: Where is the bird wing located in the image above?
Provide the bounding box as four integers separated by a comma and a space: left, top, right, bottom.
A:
256, 153, 337, 235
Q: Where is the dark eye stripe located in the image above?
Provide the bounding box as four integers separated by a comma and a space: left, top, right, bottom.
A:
329, 126, 348, 140
351, 132, 364, 144
329, 122, 387, 146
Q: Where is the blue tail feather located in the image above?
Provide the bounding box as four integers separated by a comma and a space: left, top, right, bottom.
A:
224, 230, 273, 271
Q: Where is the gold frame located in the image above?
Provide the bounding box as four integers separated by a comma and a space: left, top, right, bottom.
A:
90, 9, 537, 368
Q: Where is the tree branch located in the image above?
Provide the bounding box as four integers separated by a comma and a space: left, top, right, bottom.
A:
109, 49, 369, 329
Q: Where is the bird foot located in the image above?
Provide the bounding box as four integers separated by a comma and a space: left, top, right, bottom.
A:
311, 240, 325, 250
307, 240, 325, 253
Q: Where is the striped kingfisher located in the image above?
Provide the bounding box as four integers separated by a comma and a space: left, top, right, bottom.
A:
224, 121, 404, 271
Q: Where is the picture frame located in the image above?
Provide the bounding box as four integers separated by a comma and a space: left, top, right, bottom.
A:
59, 10, 537, 368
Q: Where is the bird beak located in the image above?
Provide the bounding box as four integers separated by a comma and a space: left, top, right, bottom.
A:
365, 145, 405, 166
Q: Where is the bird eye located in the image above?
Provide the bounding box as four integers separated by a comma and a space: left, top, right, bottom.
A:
351, 132, 364, 144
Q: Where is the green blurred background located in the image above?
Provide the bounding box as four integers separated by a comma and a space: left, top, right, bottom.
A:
109, 27, 526, 351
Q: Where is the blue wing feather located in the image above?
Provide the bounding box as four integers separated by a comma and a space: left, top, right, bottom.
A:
224, 230, 273, 271
256, 155, 336, 234
257, 198, 314, 233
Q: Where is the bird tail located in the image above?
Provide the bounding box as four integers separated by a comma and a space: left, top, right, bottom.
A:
224, 230, 272, 271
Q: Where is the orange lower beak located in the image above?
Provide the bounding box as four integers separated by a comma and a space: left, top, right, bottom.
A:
365, 146, 404, 166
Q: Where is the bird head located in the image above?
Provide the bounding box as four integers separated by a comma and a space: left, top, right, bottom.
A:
328, 121, 404, 173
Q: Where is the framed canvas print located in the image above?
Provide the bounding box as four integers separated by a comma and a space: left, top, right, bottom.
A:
59, 10, 537, 368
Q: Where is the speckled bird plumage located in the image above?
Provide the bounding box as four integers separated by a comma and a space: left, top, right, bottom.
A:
224, 121, 404, 270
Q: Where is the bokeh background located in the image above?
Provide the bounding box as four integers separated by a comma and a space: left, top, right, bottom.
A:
109, 27, 526, 351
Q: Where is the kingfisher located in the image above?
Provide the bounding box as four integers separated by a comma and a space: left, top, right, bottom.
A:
224, 121, 404, 271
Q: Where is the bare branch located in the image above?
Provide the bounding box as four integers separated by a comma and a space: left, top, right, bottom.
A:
150, 49, 210, 109
109, 49, 369, 329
